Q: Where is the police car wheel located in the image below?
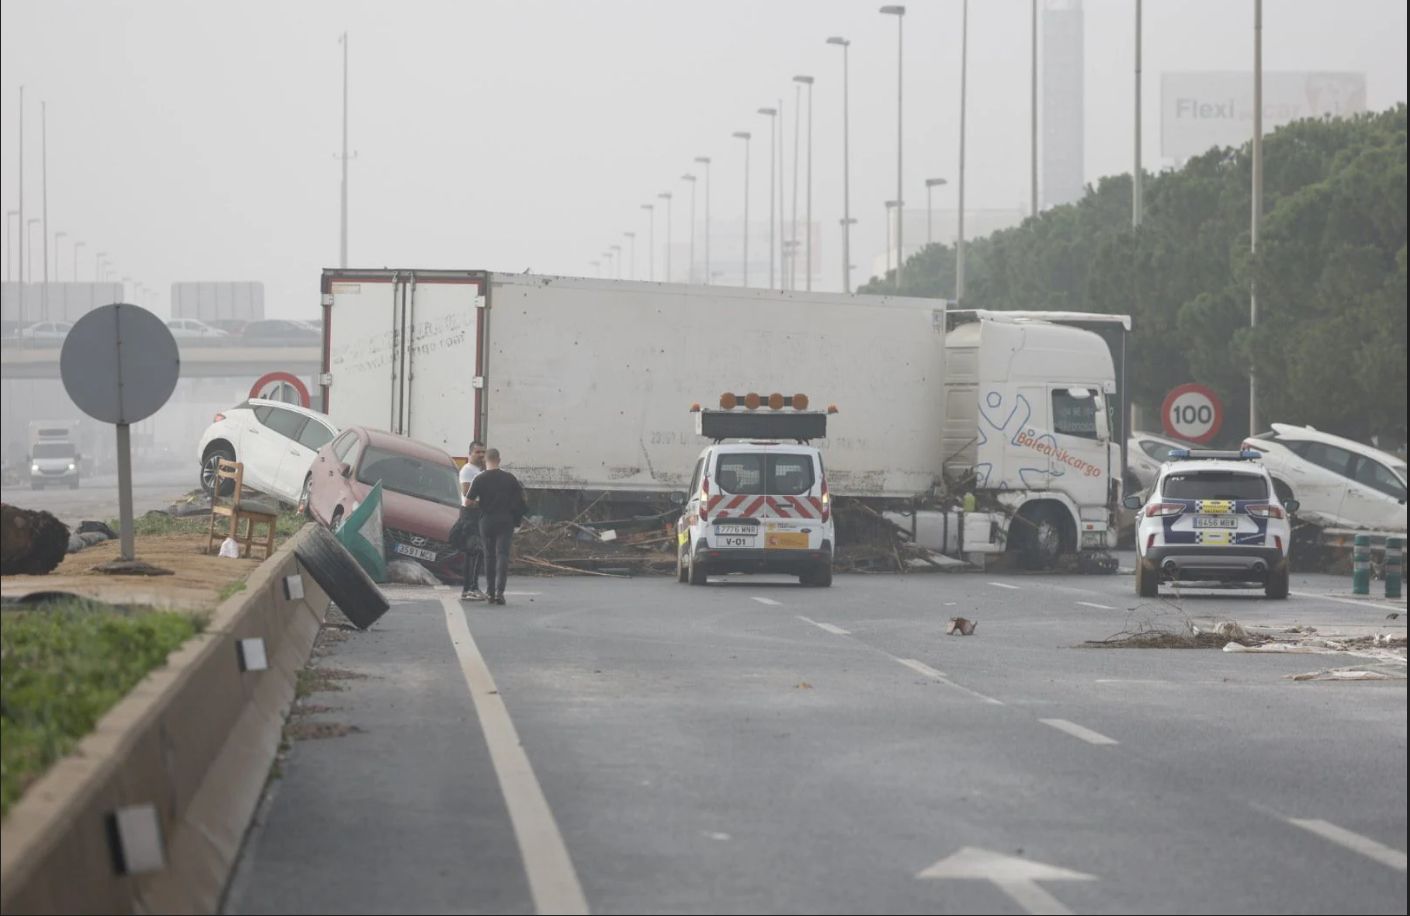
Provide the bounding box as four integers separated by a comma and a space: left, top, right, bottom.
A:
1265, 564, 1289, 599
1135, 559, 1159, 598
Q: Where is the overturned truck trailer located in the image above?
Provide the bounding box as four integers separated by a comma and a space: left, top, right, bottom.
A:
319, 270, 1129, 565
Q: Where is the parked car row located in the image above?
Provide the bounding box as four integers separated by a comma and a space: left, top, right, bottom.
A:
4, 318, 321, 343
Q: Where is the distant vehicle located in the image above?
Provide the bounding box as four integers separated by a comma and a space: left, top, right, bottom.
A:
28, 420, 81, 489
165, 317, 228, 338
303, 426, 464, 582
1127, 449, 1297, 599
1243, 423, 1407, 532
196, 399, 338, 505
13, 321, 73, 340
206, 319, 249, 336
242, 319, 320, 344
1127, 431, 1200, 491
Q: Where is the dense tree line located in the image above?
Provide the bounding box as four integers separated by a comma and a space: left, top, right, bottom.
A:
865, 105, 1407, 450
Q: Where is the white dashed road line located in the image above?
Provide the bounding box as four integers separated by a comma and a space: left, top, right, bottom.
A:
751, 596, 783, 606
1286, 818, 1408, 872
897, 658, 947, 679
796, 615, 851, 636
442, 599, 589, 915
988, 581, 1022, 590
1290, 591, 1405, 612
1075, 601, 1116, 610
1040, 719, 1119, 746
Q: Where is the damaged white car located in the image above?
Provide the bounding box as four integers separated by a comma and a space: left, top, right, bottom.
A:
1242, 424, 1407, 532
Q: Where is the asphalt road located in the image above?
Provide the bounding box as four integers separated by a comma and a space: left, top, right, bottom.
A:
225, 568, 1407, 915
0, 465, 196, 527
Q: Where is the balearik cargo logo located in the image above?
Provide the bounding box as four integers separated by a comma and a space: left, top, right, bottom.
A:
1014, 427, 1104, 478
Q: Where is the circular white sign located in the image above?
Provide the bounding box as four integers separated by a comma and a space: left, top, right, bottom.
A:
1161, 383, 1224, 444
61, 304, 180, 424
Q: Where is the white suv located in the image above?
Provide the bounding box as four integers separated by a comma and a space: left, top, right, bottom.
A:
1243, 424, 1407, 532
1126, 449, 1296, 599
196, 399, 338, 505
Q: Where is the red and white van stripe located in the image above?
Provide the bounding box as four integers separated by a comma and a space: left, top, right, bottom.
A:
708, 494, 824, 519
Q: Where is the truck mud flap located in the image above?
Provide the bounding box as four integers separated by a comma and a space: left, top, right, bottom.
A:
295, 525, 390, 630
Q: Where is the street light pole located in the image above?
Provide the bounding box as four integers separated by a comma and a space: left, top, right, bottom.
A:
1250, 0, 1263, 436
885, 201, 899, 278
1133, 0, 1143, 228
789, 83, 802, 291
826, 37, 852, 293
956, 0, 969, 303
793, 75, 815, 291
641, 204, 655, 280
611, 244, 623, 279
881, 5, 906, 287
757, 107, 777, 289
26, 218, 40, 287
339, 32, 350, 268
733, 131, 751, 287
590, 259, 601, 278
1031, 0, 1039, 218
658, 192, 673, 282
41, 100, 49, 319
72, 240, 83, 281
623, 231, 636, 280
695, 157, 712, 284
53, 231, 66, 303
926, 178, 947, 247
5, 211, 16, 282
682, 174, 697, 283
17, 85, 24, 322
95, 251, 107, 282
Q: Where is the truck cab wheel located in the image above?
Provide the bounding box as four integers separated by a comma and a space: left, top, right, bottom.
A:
1017, 507, 1065, 570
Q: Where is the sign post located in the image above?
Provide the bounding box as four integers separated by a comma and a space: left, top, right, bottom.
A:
1160, 382, 1224, 445
60, 303, 180, 564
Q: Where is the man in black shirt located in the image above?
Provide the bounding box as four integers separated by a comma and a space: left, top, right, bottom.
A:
465, 448, 528, 605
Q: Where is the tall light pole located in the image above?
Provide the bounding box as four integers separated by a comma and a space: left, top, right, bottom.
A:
733, 131, 751, 286
72, 240, 84, 282
590, 259, 601, 278
682, 174, 697, 283
602, 249, 615, 278
53, 231, 66, 293
41, 100, 49, 318
695, 156, 712, 284
1133, 0, 1143, 228
801, 76, 814, 290
1250, 0, 1263, 436
757, 108, 777, 289
885, 200, 900, 278
623, 231, 636, 280
17, 85, 24, 323
26, 218, 40, 286
1031, 0, 1039, 218
881, 5, 906, 286
826, 37, 852, 293
96, 251, 108, 283
925, 178, 947, 247
789, 83, 802, 290
338, 32, 351, 268
641, 203, 655, 280
955, 0, 969, 303
658, 192, 673, 282
611, 244, 623, 279
5, 210, 16, 282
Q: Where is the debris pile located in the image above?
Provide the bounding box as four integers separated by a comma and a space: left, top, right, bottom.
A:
511, 502, 678, 577
1, 504, 70, 576
833, 499, 965, 573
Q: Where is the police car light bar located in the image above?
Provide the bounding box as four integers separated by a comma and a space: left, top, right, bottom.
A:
1168, 448, 1262, 461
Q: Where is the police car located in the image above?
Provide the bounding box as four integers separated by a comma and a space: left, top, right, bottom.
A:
676, 393, 835, 587
1125, 448, 1298, 599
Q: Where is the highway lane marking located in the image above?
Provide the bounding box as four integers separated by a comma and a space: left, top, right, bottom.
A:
1286, 818, 1407, 872
442, 598, 590, 915
751, 596, 783, 606
1039, 719, 1118, 746
796, 615, 851, 635
988, 581, 1022, 590
897, 658, 1006, 706
897, 658, 947, 679
1290, 590, 1405, 612
1075, 601, 1116, 610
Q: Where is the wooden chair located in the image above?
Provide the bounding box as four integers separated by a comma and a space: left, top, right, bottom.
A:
207, 459, 280, 560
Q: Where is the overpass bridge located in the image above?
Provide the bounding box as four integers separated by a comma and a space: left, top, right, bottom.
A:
0, 340, 321, 381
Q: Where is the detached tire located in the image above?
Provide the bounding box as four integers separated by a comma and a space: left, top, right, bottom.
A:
1136, 558, 1159, 598
1265, 563, 1289, 600
295, 525, 390, 629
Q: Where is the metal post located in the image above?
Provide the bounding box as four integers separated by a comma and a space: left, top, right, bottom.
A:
879, 7, 906, 286
956, 0, 969, 303
116, 421, 135, 560
41, 100, 49, 319
642, 204, 655, 280
834, 39, 852, 293
696, 156, 712, 285
927, 183, 933, 247
1031, 0, 1038, 217
1352, 533, 1370, 596
734, 132, 751, 286
659, 192, 673, 282
73, 240, 83, 281
624, 231, 636, 280
1133, 0, 1143, 227
1250, 0, 1262, 436
758, 107, 777, 289
5, 211, 15, 283
790, 84, 802, 291
805, 76, 814, 291
17, 85, 24, 324
340, 32, 350, 268
683, 174, 697, 283
1386, 537, 1403, 599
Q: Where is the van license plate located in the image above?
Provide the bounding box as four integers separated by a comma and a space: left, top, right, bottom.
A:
394, 543, 438, 561
719, 536, 755, 548
715, 524, 755, 535
1193, 517, 1238, 529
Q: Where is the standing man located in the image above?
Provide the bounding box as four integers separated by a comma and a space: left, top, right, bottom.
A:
466, 447, 528, 605
457, 440, 488, 601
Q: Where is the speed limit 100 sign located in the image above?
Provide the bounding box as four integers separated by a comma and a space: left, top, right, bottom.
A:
1161, 383, 1224, 444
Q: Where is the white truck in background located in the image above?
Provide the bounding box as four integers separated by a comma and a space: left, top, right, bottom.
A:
27, 420, 81, 490
317, 270, 1130, 566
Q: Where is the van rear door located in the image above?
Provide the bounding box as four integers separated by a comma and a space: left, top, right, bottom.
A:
710, 448, 825, 548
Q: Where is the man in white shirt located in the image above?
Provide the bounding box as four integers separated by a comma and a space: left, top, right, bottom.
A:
458, 441, 488, 600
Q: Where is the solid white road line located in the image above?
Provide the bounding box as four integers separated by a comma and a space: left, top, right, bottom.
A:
1286, 818, 1408, 872
1039, 719, 1119, 746
1290, 590, 1405, 612
442, 599, 589, 915
895, 658, 1007, 705
897, 658, 946, 679
1075, 601, 1116, 610
988, 581, 1022, 590
796, 615, 851, 636
751, 596, 783, 606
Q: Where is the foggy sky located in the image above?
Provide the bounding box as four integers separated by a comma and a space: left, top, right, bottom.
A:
2, 0, 1406, 315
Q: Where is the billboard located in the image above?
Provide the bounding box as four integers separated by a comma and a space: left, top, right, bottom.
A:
1161, 71, 1366, 161
170, 281, 265, 321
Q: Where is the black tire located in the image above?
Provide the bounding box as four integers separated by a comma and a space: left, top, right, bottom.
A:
1018, 507, 1064, 570
676, 543, 689, 583
687, 542, 709, 586
1136, 558, 1159, 597
202, 446, 236, 496
294, 525, 390, 630
1265, 563, 1289, 599
800, 563, 834, 587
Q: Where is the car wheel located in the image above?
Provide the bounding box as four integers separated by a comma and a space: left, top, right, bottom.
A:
329, 505, 344, 531
800, 563, 833, 587
687, 542, 708, 586
294, 525, 390, 630
1136, 558, 1159, 597
202, 447, 236, 496
1265, 563, 1289, 599
676, 542, 689, 583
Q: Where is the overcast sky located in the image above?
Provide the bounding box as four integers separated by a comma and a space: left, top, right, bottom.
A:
2, 0, 1406, 315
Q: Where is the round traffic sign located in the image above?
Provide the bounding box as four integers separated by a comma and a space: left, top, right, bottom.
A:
1161, 383, 1224, 444
60, 304, 180, 424
250, 371, 311, 407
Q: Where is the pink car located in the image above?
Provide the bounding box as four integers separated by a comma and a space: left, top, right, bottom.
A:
302, 426, 464, 582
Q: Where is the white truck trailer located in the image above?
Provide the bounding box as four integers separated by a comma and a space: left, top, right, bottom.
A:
318, 270, 1129, 563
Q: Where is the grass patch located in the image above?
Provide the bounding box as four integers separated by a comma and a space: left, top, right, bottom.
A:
217, 580, 248, 602
106, 513, 208, 538
0, 602, 203, 817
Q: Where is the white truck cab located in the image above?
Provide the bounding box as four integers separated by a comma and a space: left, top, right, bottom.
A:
676, 396, 835, 587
